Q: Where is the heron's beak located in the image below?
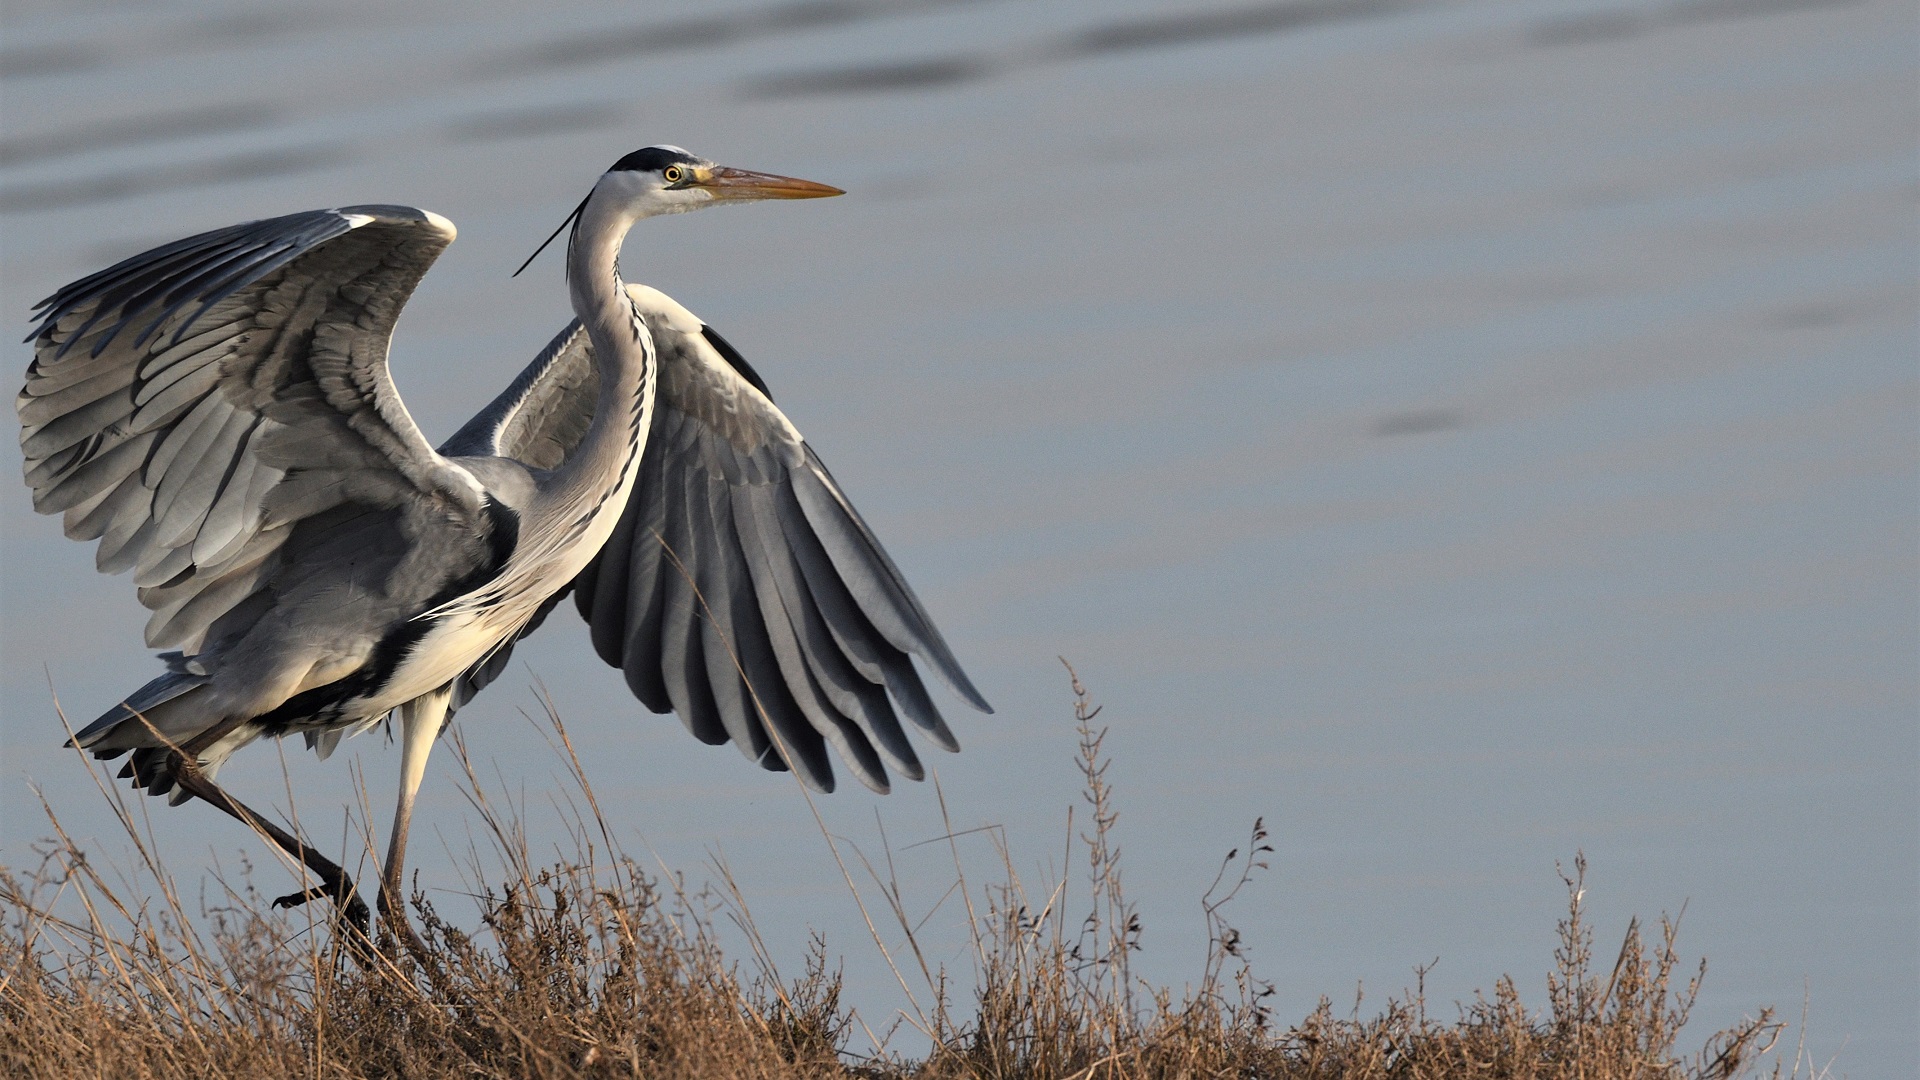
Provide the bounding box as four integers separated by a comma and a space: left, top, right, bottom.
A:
695, 166, 844, 201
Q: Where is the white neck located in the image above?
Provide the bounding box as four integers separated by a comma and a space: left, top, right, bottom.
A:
567, 189, 644, 348
548, 185, 654, 498
418, 179, 662, 637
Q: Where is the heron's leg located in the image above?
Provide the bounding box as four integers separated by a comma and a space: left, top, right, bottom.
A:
379, 685, 453, 962
162, 752, 372, 938
133, 712, 370, 937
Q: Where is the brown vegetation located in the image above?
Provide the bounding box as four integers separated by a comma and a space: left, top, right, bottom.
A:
2, 670, 1790, 1078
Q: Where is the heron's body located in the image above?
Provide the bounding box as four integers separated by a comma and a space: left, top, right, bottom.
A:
18, 146, 988, 943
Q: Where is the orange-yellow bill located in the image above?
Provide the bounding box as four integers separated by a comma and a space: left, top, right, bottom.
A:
696, 166, 844, 201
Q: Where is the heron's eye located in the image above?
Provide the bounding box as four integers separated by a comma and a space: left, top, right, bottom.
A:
663, 165, 686, 184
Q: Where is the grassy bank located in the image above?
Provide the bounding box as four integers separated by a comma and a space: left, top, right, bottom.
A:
2, 671, 1791, 1078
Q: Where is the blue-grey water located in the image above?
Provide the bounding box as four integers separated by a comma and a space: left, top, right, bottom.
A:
3, 0, 1914, 1071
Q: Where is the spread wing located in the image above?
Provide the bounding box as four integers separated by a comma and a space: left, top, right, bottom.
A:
450, 284, 990, 793
19, 206, 489, 656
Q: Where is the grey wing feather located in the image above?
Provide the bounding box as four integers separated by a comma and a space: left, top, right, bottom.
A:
466, 285, 989, 793
19, 205, 488, 658
440, 322, 596, 468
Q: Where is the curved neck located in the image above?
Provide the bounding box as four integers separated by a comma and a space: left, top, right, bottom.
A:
546, 188, 655, 503
567, 190, 644, 349
434, 185, 659, 634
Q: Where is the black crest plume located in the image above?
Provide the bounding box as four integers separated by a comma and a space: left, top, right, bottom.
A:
513, 191, 592, 278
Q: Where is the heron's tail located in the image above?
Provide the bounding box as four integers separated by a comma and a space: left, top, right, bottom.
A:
69, 669, 209, 752
69, 666, 219, 804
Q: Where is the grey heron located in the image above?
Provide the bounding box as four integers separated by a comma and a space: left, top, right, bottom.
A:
18, 145, 991, 946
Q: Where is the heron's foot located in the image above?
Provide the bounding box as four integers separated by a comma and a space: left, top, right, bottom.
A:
273, 882, 372, 939
271, 884, 329, 909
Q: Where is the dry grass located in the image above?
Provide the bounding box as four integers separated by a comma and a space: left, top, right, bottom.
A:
2, 668, 1796, 1079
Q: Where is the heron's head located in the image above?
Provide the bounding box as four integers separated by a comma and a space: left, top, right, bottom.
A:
515, 145, 843, 277
596, 145, 844, 217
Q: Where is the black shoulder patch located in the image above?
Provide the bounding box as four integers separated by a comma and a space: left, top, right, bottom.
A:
700, 324, 774, 402
254, 498, 523, 734
478, 497, 521, 579
609, 146, 698, 174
